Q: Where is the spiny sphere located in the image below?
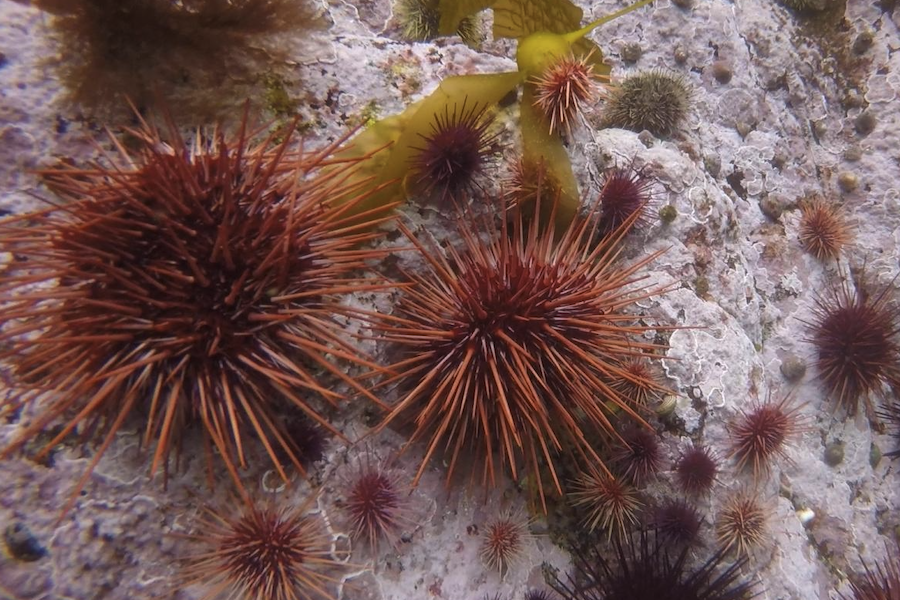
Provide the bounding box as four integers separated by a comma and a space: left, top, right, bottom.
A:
715, 493, 767, 557
805, 279, 900, 415
409, 100, 497, 202
373, 198, 674, 508
571, 470, 643, 540
344, 460, 408, 551
551, 529, 756, 600
0, 115, 393, 508
613, 427, 663, 486
674, 446, 719, 496
480, 513, 531, 573
798, 198, 851, 260
182, 496, 345, 600
728, 392, 805, 479
652, 498, 703, 546
609, 356, 666, 406
602, 70, 691, 137
596, 167, 654, 238
532, 52, 600, 136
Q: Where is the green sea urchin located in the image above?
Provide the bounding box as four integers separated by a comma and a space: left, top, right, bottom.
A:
602, 70, 691, 137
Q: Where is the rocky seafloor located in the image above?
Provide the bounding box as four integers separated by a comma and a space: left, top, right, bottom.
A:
1, 0, 899, 598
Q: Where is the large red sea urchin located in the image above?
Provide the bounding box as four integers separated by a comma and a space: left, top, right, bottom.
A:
371, 197, 676, 509
0, 113, 395, 510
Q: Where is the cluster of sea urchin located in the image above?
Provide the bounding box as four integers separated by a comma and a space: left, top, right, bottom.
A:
373, 194, 675, 509
0, 114, 395, 511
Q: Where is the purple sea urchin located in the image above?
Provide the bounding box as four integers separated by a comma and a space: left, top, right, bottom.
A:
596, 166, 654, 238
674, 446, 719, 496
613, 427, 662, 487
551, 529, 756, 600
409, 99, 497, 202
652, 498, 703, 546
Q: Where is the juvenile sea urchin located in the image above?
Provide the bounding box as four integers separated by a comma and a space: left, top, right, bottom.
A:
480, 512, 531, 573
409, 100, 497, 202
612, 427, 663, 486
674, 446, 719, 496
596, 166, 654, 238
373, 196, 675, 508
182, 493, 347, 600
797, 197, 851, 261
341, 456, 411, 552
571, 470, 643, 540
728, 392, 805, 480
0, 114, 394, 510
532, 52, 601, 136
715, 492, 767, 556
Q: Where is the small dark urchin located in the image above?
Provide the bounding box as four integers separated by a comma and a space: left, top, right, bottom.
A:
342, 457, 410, 552
804, 278, 900, 415
372, 195, 675, 508
182, 494, 346, 600
728, 392, 805, 480
602, 70, 691, 137
0, 114, 393, 509
409, 100, 497, 202
652, 499, 703, 546
674, 446, 719, 496
613, 427, 663, 487
596, 166, 654, 238
551, 529, 756, 600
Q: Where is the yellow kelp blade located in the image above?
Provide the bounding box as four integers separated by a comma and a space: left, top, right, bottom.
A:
438, 0, 497, 36
519, 83, 579, 227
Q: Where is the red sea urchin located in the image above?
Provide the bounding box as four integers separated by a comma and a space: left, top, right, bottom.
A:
551, 529, 756, 600
674, 446, 719, 496
409, 99, 497, 202
341, 456, 411, 552
727, 392, 805, 480
182, 493, 347, 600
372, 196, 676, 509
804, 277, 900, 415
0, 113, 394, 510
480, 512, 532, 573
532, 52, 600, 136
